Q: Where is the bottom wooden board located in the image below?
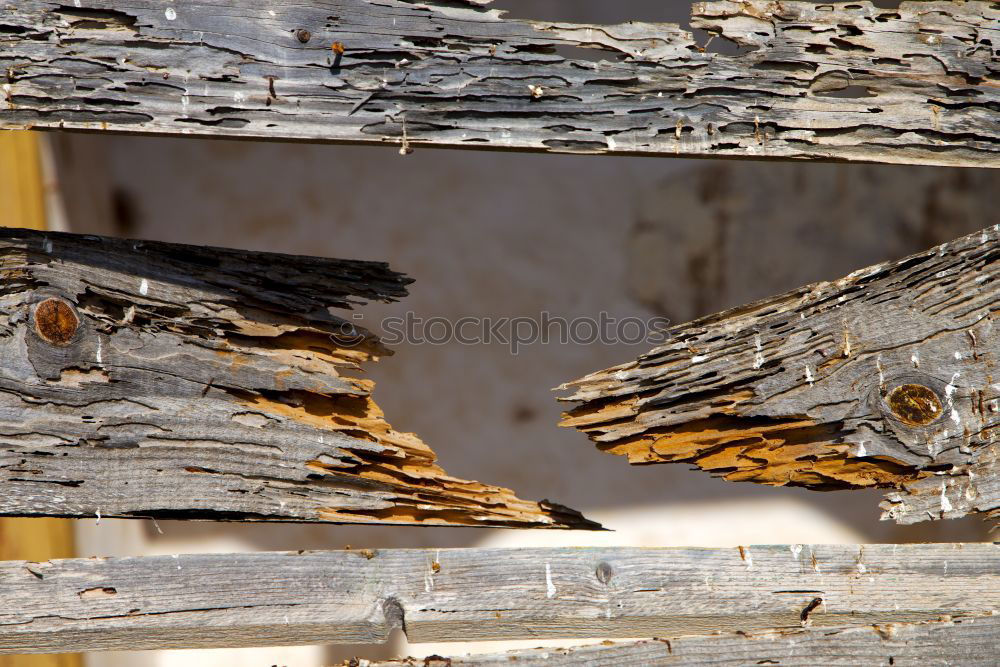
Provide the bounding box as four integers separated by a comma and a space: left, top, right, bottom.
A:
0, 544, 997, 653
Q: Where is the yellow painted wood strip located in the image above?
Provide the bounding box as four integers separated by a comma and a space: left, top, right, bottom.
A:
0, 131, 47, 231
0, 130, 81, 667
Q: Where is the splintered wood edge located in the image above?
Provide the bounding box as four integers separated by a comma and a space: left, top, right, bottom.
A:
1, 1, 998, 167
1, 544, 997, 653
557, 225, 1000, 526
0, 228, 598, 529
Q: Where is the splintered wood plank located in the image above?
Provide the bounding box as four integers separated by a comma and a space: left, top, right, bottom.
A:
1, 1, 998, 167
1, 544, 997, 653
559, 225, 1000, 526
0, 227, 596, 529
364, 616, 1000, 666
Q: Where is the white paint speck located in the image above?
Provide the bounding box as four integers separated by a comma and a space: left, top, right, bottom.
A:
165, 7, 177, 20
139, 278, 149, 296
743, 547, 754, 571
940, 483, 952, 512
911, 352, 920, 368
95, 508, 101, 525
790, 544, 802, 560
606, 135, 617, 150
545, 562, 556, 598
950, 408, 962, 428
73, 0, 81, 6
691, 354, 709, 364
804, 365, 814, 386
424, 556, 436, 593
95, 337, 103, 364
954, 350, 964, 360
268, 10, 276, 17
856, 562, 866, 574
753, 334, 764, 369
856, 441, 867, 457
946, 374, 960, 398
876, 357, 885, 387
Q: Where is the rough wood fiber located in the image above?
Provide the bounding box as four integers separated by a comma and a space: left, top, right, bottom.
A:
1, 1, 998, 167
0, 227, 595, 529
363, 615, 1000, 666
560, 225, 1000, 526
1, 544, 997, 653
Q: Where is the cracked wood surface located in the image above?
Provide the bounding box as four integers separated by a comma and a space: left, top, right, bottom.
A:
1, 544, 998, 653
1, 1, 998, 167
0, 227, 595, 529
363, 615, 1000, 666
560, 225, 1000, 526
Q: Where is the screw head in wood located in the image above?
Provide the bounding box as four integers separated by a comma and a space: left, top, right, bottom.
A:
295, 29, 311, 43
885, 383, 943, 426
34, 298, 79, 346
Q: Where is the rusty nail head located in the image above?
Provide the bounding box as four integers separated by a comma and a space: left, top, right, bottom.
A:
886, 383, 943, 426
34, 298, 79, 346
296, 29, 311, 43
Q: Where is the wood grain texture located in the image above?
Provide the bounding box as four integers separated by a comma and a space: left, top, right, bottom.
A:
363, 615, 1000, 666
1, 1, 998, 167
0, 227, 595, 529
0, 131, 82, 667
1, 544, 997, 653
560, 225, 1000, 526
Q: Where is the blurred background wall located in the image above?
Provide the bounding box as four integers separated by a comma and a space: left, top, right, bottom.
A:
12, 1, 996, 665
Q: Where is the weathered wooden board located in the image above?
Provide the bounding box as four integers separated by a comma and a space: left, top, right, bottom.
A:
2, 544, 997, 653
560, 225, 1000, 526
365, 615, 1000, 666
0, 227, 595, 529
2, 1, 998, 167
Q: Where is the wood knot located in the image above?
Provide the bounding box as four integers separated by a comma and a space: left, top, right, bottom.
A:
886, 383, 943, 426
34, 298, 79, 346
381, 596, 405, 632
595, 561, 614, 584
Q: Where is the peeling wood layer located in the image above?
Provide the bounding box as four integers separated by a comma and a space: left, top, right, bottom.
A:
365, 616, 1000, 666
1, 1, 998, 167
1, 544, 997, 653
0, 228, 596, 529
560, 225, 1000, 526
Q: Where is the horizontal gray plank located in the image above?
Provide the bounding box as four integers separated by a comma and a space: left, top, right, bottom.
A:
368, 616, 1000, 666
1, 544, 998, 653
0, 228, 594, 529
2, 1, 998, 167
